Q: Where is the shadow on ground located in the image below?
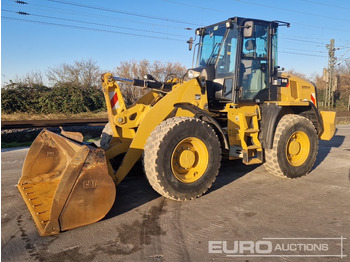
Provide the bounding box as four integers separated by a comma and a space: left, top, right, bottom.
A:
313, 132, 345, 170
104, 158, 258, 221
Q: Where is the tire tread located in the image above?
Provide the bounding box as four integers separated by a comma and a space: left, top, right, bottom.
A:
264, 114, 318, 178
144, 117, 221, 200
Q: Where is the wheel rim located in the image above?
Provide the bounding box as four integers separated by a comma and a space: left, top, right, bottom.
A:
285, 131, 310, 166
171, 137, 209, 183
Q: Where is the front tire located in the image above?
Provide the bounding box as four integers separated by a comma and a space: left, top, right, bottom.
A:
144, 117, 221, 200
264, 114, 318, 178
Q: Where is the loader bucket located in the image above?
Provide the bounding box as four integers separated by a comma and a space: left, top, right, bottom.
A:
17, 129, 116, 236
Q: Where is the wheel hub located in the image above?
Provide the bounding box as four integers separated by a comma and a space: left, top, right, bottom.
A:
286, 131, 310, 167
179, 150, 196, 169
288, 139, 301, 155
171, 137, 209, 183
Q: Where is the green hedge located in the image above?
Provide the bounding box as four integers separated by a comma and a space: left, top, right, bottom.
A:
1, 83, 106, 114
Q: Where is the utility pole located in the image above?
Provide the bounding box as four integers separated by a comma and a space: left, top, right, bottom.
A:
325, 39, 336, 108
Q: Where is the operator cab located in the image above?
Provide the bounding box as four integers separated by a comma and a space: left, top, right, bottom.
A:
188, 17, 288, 106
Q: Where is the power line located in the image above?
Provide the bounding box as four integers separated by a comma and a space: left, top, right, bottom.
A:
14, 0, 27, 4
47, 0, 200, 26
279, 39, 325, 48
282, 47, 326, 54
2, 16, 185, 42
288, 35, 328, 41
280, 50, 326, 58
297, 0, 350, 11
337, 43, 350, 49
161, 0, 350, 36
4, 10, 330, 49
2, 13, 325, 57
1, 11, 330, 54
2, 1, 346, 60
161, 0, 222, 13
337, 48, 350, 65
235, 0, 350, 23
10, 0, 349, 40
337, 57, 350, 66
293, 22, 350, 34
164, 0, 350, 35
2, 9, 187, 37
280, 36, 326, 45
10, 1, 190, 30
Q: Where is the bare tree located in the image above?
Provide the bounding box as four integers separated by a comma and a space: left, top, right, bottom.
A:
336, 60, 350, 75
115, 59, 187, 105
4, 71, 45, 88
336, 61, 350, 90
47, 58, 101, 89
284, 69, 309, 81
311, 73, 326, 90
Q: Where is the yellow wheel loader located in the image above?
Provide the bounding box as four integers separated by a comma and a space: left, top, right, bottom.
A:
18, 17, 336, 236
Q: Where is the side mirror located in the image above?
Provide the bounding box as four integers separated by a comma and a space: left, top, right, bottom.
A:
244, 21, 254, 38
187, 37, 193, 51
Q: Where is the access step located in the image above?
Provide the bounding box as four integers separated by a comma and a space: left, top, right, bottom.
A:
242, 148, 263, 165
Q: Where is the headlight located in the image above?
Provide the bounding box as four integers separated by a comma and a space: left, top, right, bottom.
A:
187, 69, 200, 79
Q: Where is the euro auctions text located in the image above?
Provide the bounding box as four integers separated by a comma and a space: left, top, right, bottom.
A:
208, 237, 346, 258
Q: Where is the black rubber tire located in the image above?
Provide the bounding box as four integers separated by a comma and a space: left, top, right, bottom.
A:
264, 114, 318, 178
143, 117, 221, 200
100, 123, 112, 150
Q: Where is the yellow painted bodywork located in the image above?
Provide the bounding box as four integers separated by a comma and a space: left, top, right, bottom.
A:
319, 111, 336, 140
278, 73, 317, 106
224, 104, 262, 163
101, 73, 208, 184
226, 104, 260, 148
102, 70, 336, 183
274, 72, 336, 141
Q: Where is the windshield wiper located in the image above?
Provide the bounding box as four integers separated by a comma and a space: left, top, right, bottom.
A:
206, 42, 221, 65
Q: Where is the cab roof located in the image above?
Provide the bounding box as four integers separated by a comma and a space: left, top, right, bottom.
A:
198, 17, 289, 30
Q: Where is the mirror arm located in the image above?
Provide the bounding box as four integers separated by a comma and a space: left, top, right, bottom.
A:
187, 35, 197, 51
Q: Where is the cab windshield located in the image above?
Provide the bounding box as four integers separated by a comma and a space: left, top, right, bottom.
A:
197, 23, 227, 66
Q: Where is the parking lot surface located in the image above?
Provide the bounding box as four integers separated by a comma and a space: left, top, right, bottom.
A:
2, 125, 349, 261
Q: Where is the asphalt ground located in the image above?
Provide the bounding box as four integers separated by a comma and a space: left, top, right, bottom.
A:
1, 125, 350, 262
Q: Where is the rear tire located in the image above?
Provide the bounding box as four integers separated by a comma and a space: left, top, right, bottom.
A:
144, 117, 221, 200
264, 114, 318, 178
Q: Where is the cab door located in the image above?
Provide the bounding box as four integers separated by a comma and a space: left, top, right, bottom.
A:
237, 22, 275, 103
214, 25, 238, 100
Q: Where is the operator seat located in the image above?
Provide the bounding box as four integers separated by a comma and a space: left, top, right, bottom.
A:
241, 39, 266, 99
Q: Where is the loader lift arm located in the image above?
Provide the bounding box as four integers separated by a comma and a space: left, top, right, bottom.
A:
101, 74, 210, 185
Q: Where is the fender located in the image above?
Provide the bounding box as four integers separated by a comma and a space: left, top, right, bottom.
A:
308, 102, 324, 136
260, 102, 324, 150
174, 102, 229, 152
259, 104, 282, 149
